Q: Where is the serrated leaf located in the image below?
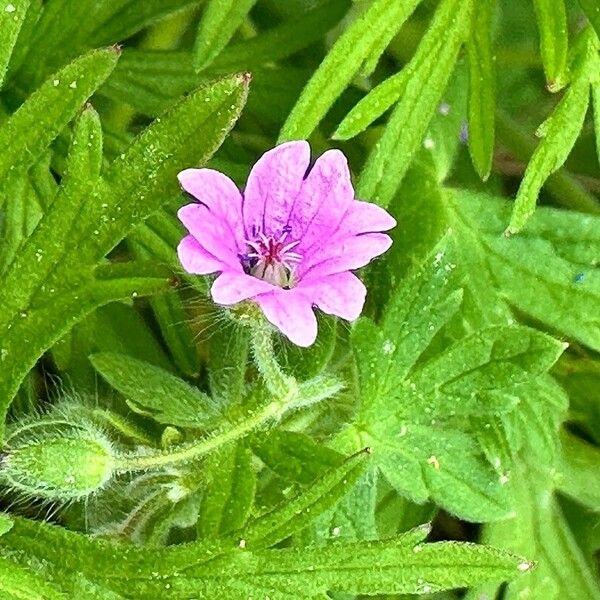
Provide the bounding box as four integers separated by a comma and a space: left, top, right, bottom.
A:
357, 0, 474, 208
448, 189, 600, 350
193, 0, 257, 72
198, 442, 256, 537
91, 352, 219, 428
279, 0, 421, 141
0, 0, 29, 89
0, 47, 118, 181
508, 29, 599, 233
466, 0, 495, 179
532, 0, 569, 91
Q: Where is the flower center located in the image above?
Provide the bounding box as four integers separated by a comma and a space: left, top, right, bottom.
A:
241, 226, 302, 288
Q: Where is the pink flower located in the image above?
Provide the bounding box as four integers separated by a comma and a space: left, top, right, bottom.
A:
176, 141, 395, 347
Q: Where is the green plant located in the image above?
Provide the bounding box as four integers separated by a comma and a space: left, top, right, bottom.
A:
0, 0, 598, 598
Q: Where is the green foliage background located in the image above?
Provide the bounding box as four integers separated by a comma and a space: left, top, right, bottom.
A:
0, 0, 599, 598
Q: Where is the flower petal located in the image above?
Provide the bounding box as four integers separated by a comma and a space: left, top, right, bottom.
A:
290, 149, 354, 254
300, 200, 396, 264
243, 141, 311, 238
178, 203, 243, 269
338, 200, 397, 235
254, 289, 318, 347
177, 235, 224, 275
298, 272, 366, 321
299, 233, 392, 280
178, 168, 245, 246
211, 271, 275, 305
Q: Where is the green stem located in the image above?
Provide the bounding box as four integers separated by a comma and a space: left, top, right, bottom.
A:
114, 317, 301, 474
249, 319, 297, 398
115, 400, 284, 473
496, 110, 600, 215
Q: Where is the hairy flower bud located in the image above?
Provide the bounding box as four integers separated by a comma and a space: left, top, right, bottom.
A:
1, 421, 115, 502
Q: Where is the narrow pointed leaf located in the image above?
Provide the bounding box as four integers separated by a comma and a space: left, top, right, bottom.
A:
358, 0, 474, 207
0, 47, 118, 180
532, 0, 569, 91
279, 0, 421, 141
0, 0, 29, 89
193, 0, 257, 72
466, 0, 495, 179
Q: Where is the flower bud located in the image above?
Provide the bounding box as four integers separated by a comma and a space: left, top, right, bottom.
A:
1, 421, 115, 501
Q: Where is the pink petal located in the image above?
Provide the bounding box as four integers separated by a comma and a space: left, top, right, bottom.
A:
254, 289, 318, 347
299, 200, 396, 263
290, 149, 354, 254
243, 141, 311, 238
298, 272, 366, 321
178, 168, 245, 245
211, 271, 276, 305
339, 200, 397, 235
300, 233, 392, 280
177, 235, 224, 275
178, 203, 243, 269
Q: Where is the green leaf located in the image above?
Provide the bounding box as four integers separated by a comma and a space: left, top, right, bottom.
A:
447, 190, 600, 351
90, 352, 219, 428
558, 430, 600, 510
0, 555, 65, 600
241, 448, 369, 549
0, 0, 29, 89
206, 321, 249, 406
173, 536, 532, 598
332, 70, 407, 141
532, 0, 569, 91
198, 442, 256, 537
508, 79, 590, 233
0, 47, 118, 181
0, 262, 172, 437
278, 0, 421, 141
479, 466, 600, 600
593, 81, 600, 164
466, 0, 495, 179
577, 0, 600, 39
251, 430, 344, 484
508, 31, 599, 233
0, 513, 13, 537
79, 73, 249, 264
347, 238, 563, 521
357, 0, 474, 208
193, 0, 257, 71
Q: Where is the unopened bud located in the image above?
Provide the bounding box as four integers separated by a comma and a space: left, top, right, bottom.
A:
2, 421, 115, 501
